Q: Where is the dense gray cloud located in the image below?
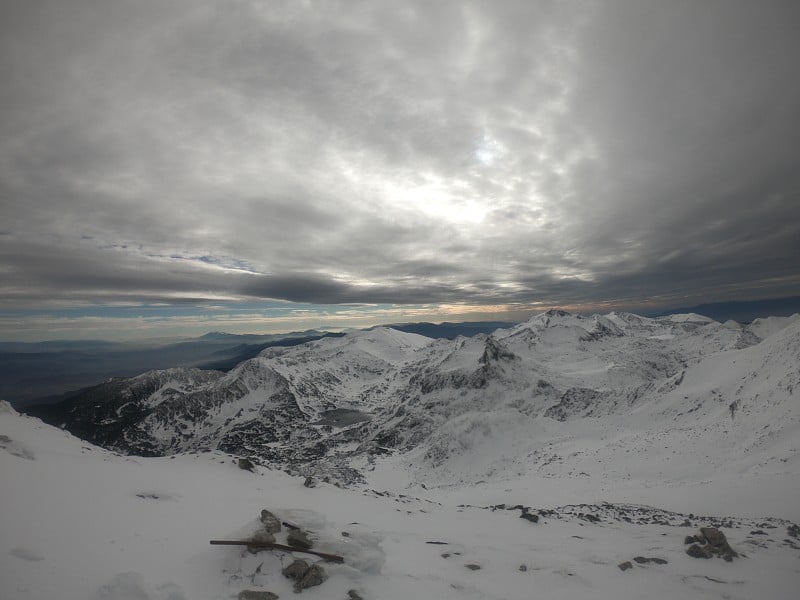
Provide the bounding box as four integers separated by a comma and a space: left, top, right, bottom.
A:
1, 0, 799, 320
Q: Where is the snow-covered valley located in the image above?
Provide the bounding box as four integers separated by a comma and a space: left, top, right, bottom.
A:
3, 310, 800, 599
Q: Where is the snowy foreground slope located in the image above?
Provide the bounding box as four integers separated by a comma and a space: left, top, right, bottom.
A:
2, 402, 799, 600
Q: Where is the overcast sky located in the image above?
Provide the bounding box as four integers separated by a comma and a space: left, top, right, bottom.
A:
1, 0, 799, 340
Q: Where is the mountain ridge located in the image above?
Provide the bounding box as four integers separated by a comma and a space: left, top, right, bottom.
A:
23, 310, 799, 489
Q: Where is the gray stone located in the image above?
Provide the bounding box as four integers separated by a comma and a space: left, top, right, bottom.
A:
618, 561, 633, 571
238, 458, 255, 471
294, 563, 326, 592
699, 527, 738, 561
700, 527, 727, 547
287, 529, 313, 550
348, 590, 364, 600
520, 512, 539, 524
238, 591, 278, 600
259, 510, 282, 534
518, 564, 528, 572
465, 564, 481, 571
282, 559, 310, 581
684, 535, 696, 545
686, 544, 713, 559
247, 530, 276, 553
303, 476, 316, 488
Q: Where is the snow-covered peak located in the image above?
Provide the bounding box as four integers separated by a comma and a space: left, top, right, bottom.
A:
338, 327, 432, 364
659, 312, 717, 324
747, 313, 800, 340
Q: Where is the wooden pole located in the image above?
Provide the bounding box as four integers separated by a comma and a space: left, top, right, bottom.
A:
209, 540, 344, 563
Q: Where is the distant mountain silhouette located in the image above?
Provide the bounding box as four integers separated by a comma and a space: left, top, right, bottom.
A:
647, 296, 800, 323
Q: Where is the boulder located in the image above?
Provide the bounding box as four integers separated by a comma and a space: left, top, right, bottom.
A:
238, 458, 255, 471
618, 561, 633, 571
238, 591, 278, 600
259, 510, 282, 534
247, 530, 276, 553
295, 563, 326, 592
520, 511, 539, 524
686, 544, 713, 559
287, 529, 313, 550
348, 591, 364, 600
699, 527, 738, 561
282, 559, 310, 581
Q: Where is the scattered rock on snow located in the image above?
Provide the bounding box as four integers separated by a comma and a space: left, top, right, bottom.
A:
287, 529, 313, 550
520, 509, 539, 523
280, 559, 327, 592
238, 591, 278, 600
347, 590, 364, 600
259, 510, 282, 534
618, 561, 633, 571
519, 564, 528, 572
247, 530, 276, 553
686, 544, 713, 559
238, 458, 255, 471
282, 559, 310, 581
698, 527, 738, 561
295, 564, 326, 592
465, 564, 482, 571
303, 476, 316, 488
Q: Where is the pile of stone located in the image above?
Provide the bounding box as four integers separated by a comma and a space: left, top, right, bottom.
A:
685, 527, 738, 561
282, 559, 327, 593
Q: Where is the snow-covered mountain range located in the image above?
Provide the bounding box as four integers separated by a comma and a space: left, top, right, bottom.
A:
5, 309, 800, 599
25, 310, 800, 492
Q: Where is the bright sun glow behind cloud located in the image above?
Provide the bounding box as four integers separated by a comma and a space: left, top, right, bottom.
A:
383, 176, 489, 225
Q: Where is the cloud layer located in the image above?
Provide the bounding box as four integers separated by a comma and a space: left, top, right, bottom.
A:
2, 0, 799, 328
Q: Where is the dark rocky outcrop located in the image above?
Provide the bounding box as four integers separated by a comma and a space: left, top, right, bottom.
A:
520, 508, 539, 523
686, 527, 737, 561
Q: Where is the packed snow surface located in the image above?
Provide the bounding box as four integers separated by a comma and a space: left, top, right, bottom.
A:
2, 404, 799, 600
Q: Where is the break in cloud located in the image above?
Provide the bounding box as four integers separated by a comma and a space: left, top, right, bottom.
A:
1, 0, 799, 338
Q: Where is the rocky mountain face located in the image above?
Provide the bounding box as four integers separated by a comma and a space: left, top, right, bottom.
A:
24, 311, 800, 486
